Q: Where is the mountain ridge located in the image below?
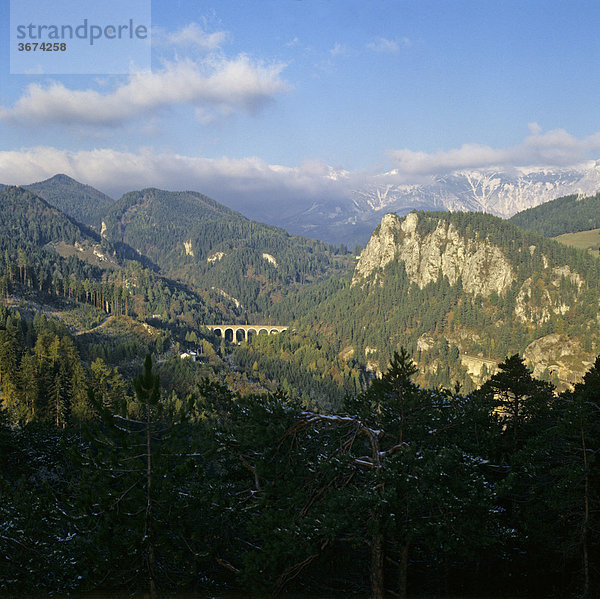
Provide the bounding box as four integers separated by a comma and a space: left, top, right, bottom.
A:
100, 187, 354, 319
278, 162, 600, 245
509, 190, 600, 237
6, 165, 600, 246
25, 174, 115, 231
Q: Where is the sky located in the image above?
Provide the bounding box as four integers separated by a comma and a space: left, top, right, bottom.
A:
1, 0, 600, 214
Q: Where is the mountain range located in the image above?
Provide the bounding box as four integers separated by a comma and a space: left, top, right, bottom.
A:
3, 172, 600, 599
2, 171, 600, 396
11, 164, 600, 247
277, 162, 600, 245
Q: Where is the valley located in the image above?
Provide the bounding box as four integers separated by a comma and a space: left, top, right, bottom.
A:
3, 174, 600, 399
4, 4, 600, 597
1, 175, 600, 598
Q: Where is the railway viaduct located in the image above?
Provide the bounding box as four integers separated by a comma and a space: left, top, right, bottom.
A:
205, 324, 288, 343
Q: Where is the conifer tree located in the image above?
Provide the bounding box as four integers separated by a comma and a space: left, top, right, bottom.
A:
77, 355, 167, 596
548, 356, 600, 597
477, 353, 555, 587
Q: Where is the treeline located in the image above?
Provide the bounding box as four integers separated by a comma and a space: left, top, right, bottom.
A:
0, 306, 258, 429
0, 239, 233, 331
0, 229, 235, 352
1, 346, 599, 598
509, 191, 600, 237
0, 186, 97, 247
0, 307, 152, 427
0, 186, 240, 334
25, 173, 115, 229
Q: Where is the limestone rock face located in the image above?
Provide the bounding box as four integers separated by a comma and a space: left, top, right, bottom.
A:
514, 266, 584, 324
207, 251, 225, 263
352, 212, 401, 283
183, 240, 194, 257
524, 334, 594, 389
353, 212, 514, 296
459, 354, 499, 385
262, 253, 278, 267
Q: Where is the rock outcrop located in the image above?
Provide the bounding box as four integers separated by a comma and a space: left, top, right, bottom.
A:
352, 212, 514, 297
514, 265, 584, 324
524, 334, 594, 389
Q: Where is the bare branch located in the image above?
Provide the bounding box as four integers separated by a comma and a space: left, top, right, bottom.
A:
379, 442, 409, 460
216, 556, 240, 574
274, 540, 330, 595
238, 453, 262, 493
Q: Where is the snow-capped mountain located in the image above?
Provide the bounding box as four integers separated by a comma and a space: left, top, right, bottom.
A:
280, 161, 600, 246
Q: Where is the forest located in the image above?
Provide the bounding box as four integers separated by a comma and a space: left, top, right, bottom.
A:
293, 210, 600, 391
0, 302, 598, 598
509, 191, 600, 238
1, 180, 600, 598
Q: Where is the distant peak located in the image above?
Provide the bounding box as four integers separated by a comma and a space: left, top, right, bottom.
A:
49, 173, 76, 183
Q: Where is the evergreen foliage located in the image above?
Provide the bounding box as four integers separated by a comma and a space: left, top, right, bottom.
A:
2, 178, 600, 596
1, 343, 600, 597
509, 190, 600, 237
297, 210, 600, 390
25, 173, 115, 230
101, 187, 353, 317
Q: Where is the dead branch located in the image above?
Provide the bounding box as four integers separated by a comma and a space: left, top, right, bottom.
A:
238, 453, 262, 493
216, 556, 240, 574
274, 539, 330, 596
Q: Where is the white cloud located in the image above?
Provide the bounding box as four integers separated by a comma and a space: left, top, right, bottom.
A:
366, 37, 411, 53
387, 128, 600, 178
0, 55, 289, 128
3, 130, 600, 222
157, 23, 228, 50
330, 43, 350, 57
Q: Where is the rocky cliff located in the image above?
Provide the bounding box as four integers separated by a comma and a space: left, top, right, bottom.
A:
353, 212, 514, 297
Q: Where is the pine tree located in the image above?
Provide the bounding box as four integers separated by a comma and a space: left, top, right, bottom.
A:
77, 355, 166, 596
477, 353, 555, 588
549, 357, 600, 597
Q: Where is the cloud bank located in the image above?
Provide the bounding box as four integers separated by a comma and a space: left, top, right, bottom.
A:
0, 55, 289, 127
387, 127, 600, 179
0, 147, 353, 218
1, 129, 599, 218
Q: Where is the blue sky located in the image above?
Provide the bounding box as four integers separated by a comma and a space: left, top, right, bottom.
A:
1, 0, 600, 212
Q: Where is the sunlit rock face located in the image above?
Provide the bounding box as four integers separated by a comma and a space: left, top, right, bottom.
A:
353, 212, 514, 297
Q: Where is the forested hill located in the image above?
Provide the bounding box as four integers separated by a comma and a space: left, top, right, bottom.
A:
102, 188, 240, 255
24, 174, 115, 231
0, 185, 103, 247
0, 186, 239, 344
102, 187, 354, 318
509, 190, 600, 236
295, 210, 600, 391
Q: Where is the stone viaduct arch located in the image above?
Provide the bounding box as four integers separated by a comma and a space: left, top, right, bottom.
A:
205, 325, 288, 344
